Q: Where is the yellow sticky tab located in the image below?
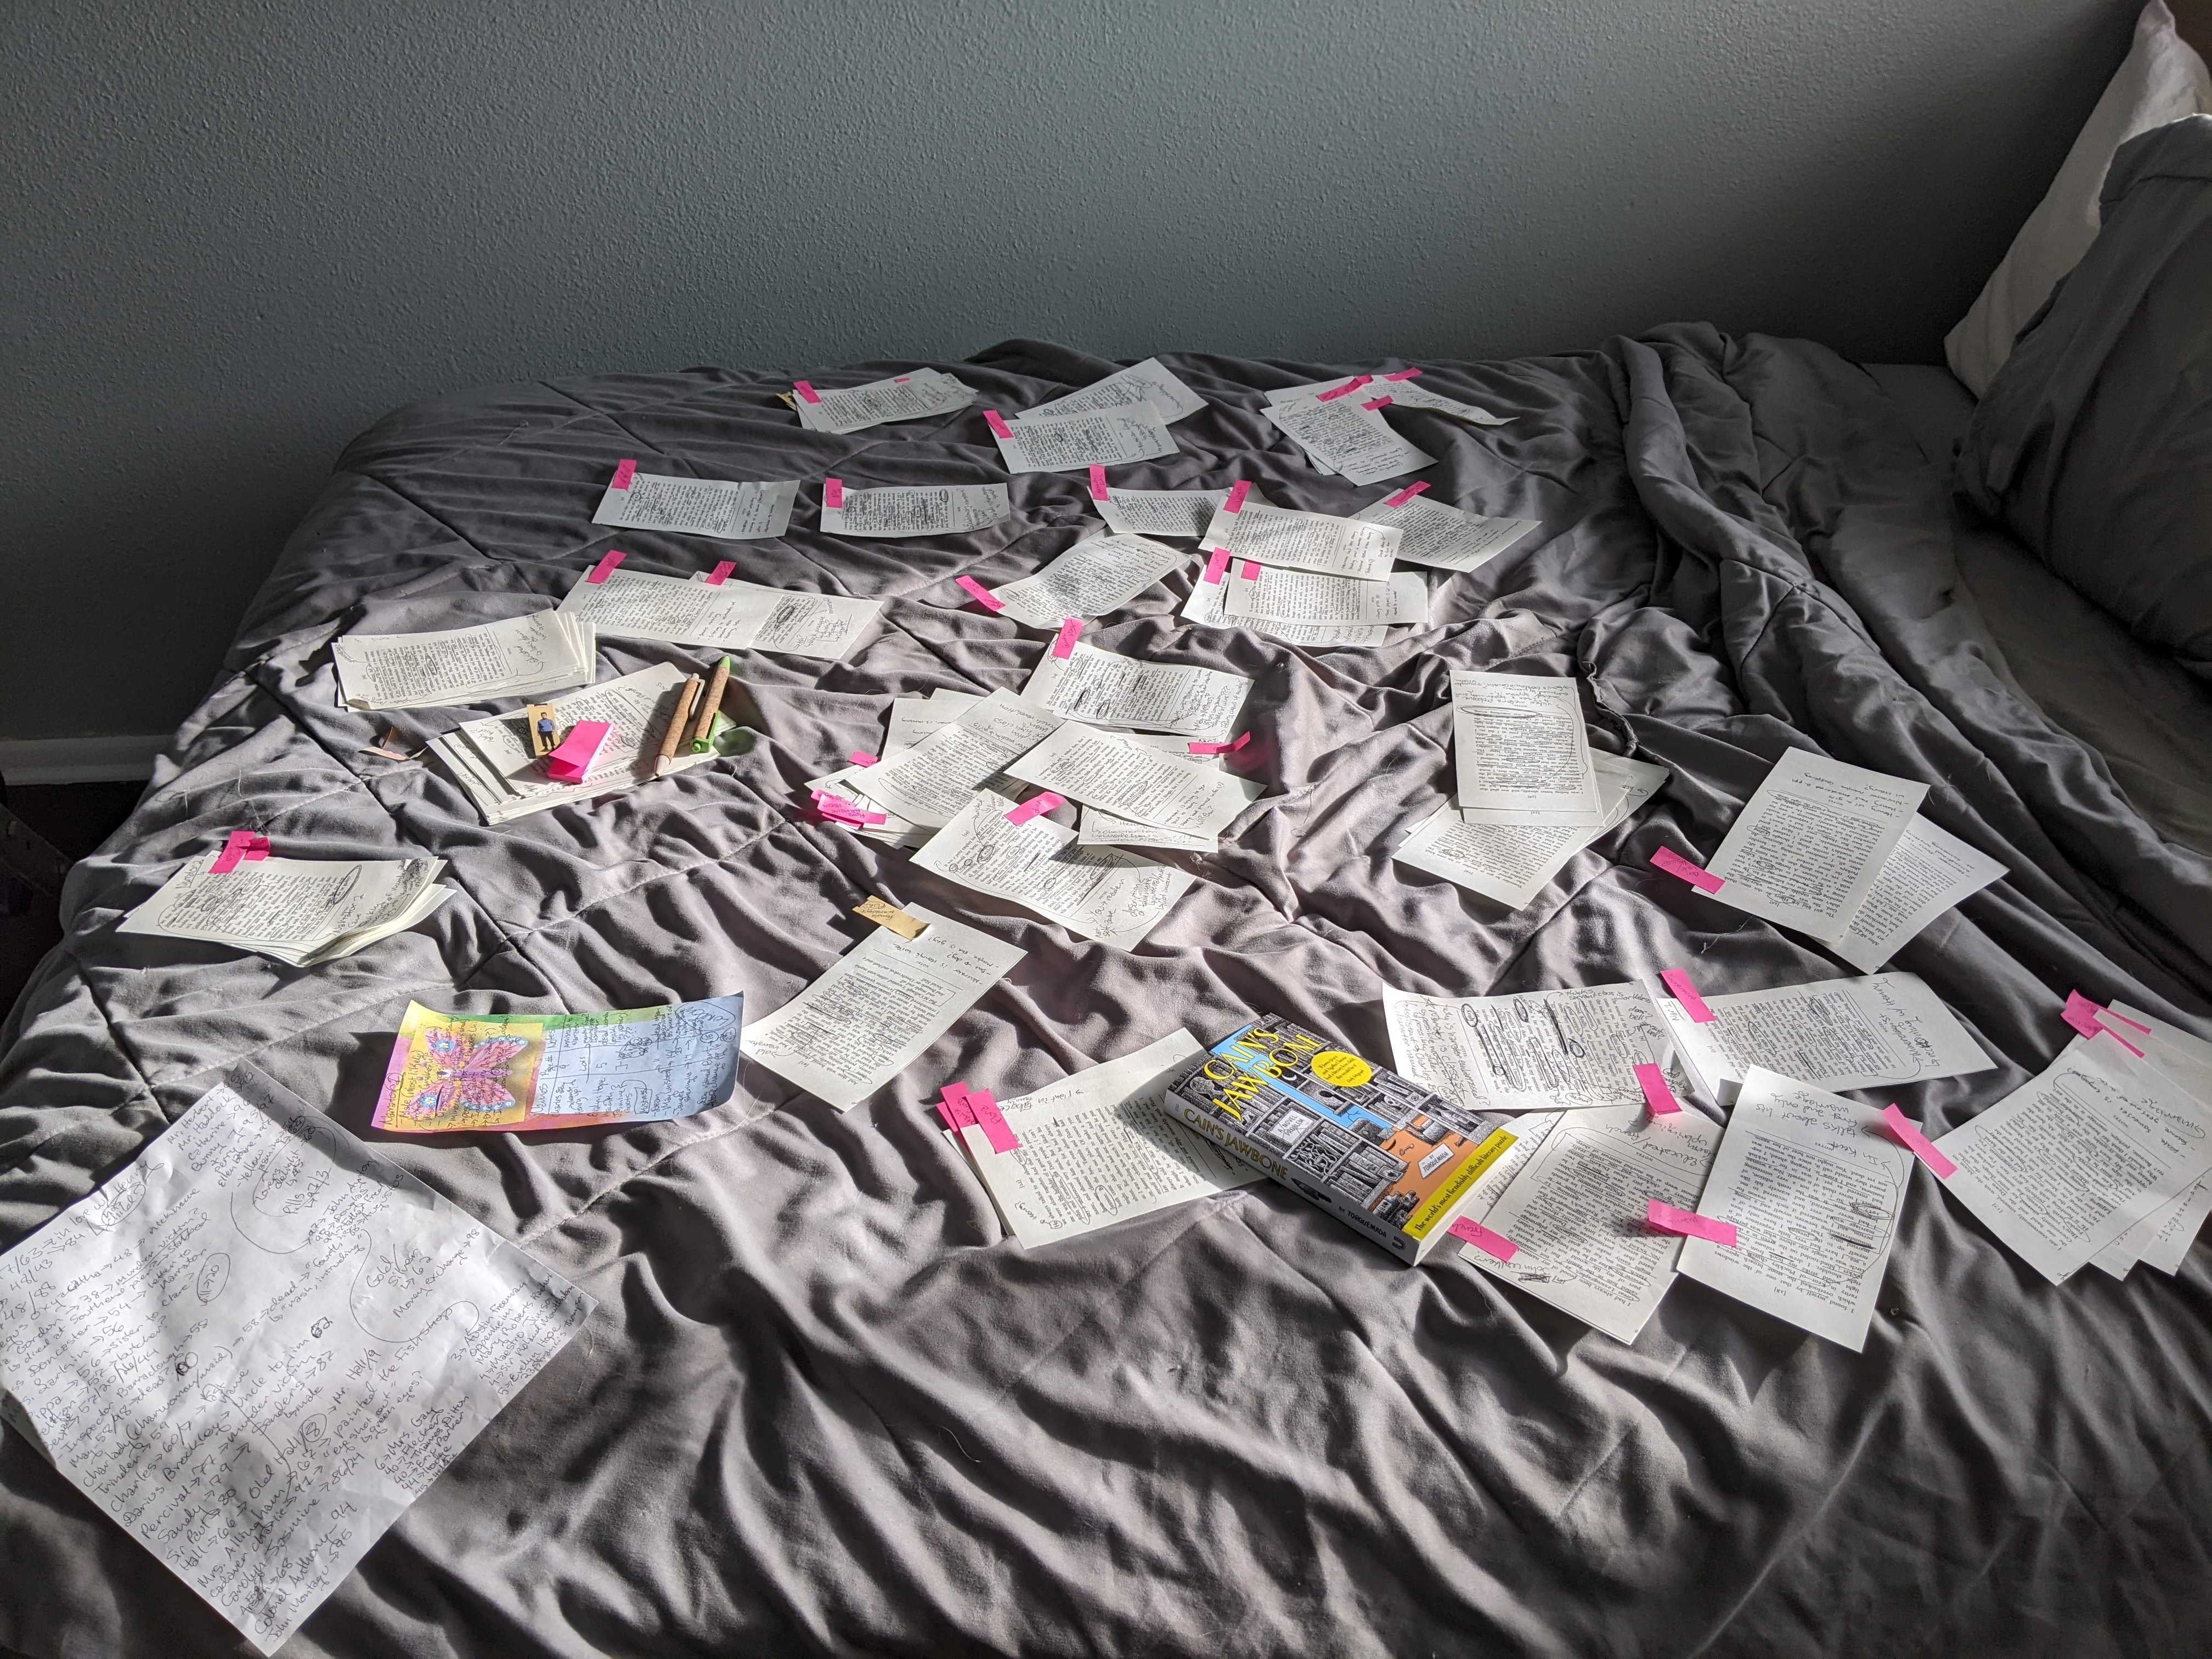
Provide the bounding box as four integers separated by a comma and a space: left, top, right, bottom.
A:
855, 896, 928, 940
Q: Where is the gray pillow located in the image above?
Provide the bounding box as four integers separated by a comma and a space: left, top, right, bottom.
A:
1956, 115, 2212, 677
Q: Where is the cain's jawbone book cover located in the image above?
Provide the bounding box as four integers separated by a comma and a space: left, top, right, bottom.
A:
1168, 1016, 1516, 1263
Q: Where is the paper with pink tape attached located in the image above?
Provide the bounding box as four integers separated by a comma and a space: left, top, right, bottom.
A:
956, 574, 1005, 612
1634, 1062, 1682, 1115
1660, 968, 1716, 1024
2065, 990, 2146, 1056
1188, 731, 1250, 757
1385, 480, 1429, 507
543, 721, 610, 783
1223, 481, 1251, 512
1650, 845, 1724, 893
849, 751, 879, 767
794, 380, 821, 404
1648, 1199, 1735, 1246
1051, 618, 1082, 658
937, 1081, 980, 1133
984, 410, 1013, 439
967, 1087, 1020, 1153
1088, 464, 1109, 501
1316, 376, 1371, 402
610, 458, 637, 489
823, 477, 844, 510
1448, 1216, 1519, 1262
704, 561, 735, 585
1882, 1104, 1955, 1178
1202, 546, 1232, 584
1005, 792, 1065, 824
585, 550, 625, 584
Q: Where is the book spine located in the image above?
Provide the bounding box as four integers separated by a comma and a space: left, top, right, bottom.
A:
1169, 1088, 1418, 1265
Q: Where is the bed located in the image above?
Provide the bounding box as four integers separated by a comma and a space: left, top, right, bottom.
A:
7, 161, 2212, 1659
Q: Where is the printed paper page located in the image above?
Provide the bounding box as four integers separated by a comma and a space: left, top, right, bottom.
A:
1707, 749, 1928, 938
1377, 380, 1511, 425
911, 796, 1198, 950
1393, 754, 1670, 909
1005, 722, 1256, 838
987, 533, 1189, 628
1462, 1104, 1722, 1344
794, 369, 972, 435
1019, 357, 1206, 425
330, 610, 594, 710
991, 407, 1177, 475
592, 472, 798, 540
1221, 565, 1429, 628
1097, 487, 1235, 539
822, 482, 1011, 538
1384, 981, 1685, 1114
1020, 640, 1248, 741
1261, 396, 1435, 484
1934, 1033, 2212, 1283
1352, 492, 1540, 573
740, 905, 1026, 1111
1827, 816, 2007, 972
960, 1030, 1261, 1247
561, 568, 881, 660
117, 855, 449, 966
1181, 572, 1390, 647
1451, 669, 1605, 827
1077, 733, 1263, 851
1656, 972, 1993, 1103
0, 1069, 592, 1654
856, 688, 1065, 828
1675, 1068, 1911, 1350
371, 995, 744, 1133
2088, 1002, 2212, 1276
1197, 501, 1402, 581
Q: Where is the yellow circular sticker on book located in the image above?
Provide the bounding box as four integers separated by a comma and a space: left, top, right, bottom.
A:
1311, 1051, 1373, 1087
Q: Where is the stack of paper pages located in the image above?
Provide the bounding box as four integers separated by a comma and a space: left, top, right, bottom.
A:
793, 368, 973, 433
1184, 501, 1431, 644
559, 566, 881, 661
330, 610, 595, 710
431, 663, 713, 822
1260, 388, 1435, 483
117, 853, 450, 966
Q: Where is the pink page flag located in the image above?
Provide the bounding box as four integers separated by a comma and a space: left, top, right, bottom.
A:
1634, 1062, 1682, 1115
209, 830, 271, 874
1448, 1216, 1519, 1262
1881, 1105, 1956, 1180
585, 549, 625, 584
1660, 968, 1716, 1024
1647, 1200, 1736, 1246
1188, 731, 1250, 757
1202, 546, 1232, 584
1317, 376, 1370, 402
937, 1082, 980, 1133
849, 751, 879, 767
1223, 480, 1251, 513
1650, 845, 1724, 893
984, 410, 1013, 438
794, 380, 821, 403
823, 477, 845, 510
2065, 990, 2146, 1057
956, 575, 1005, 612
1088, 464, 1109, 501
610, 458, 637, 489
704, 561, 735, 585
967, 1088, 1020, 1153
1005, 792, 1065, 824
1052, 618, 1082, 658
1383, 367, 1423, 381
1386, 481, 1429, 507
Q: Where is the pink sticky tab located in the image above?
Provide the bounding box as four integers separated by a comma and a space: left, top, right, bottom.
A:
1882, 1104, 1956, 1180
938, 1082, 979, 1132
1187, 731, 1251, 757
1239, 559, 1262, 582
244, 834, 269, 861
1223, 481, 1251, 512
209, 829, 261, 874
1660, 968, 1716, 1025
1005, 792, 1065, 824
1650, 845, 1725, 894
2066, 991, 2146, 1056
2104, 1007, 2154, 1035
611, 458, 637, 489
1448, 1216, 1519, 1262
1362, 395, 1393, 410
968, 1088, 1020, 1154
794, 380, 821, 404
849, 751, 879, 767
956, 574, 1006, 612
1316, 375, 1371, 402
1203, 546, 1232, 585
1648, 1200, 1736, 1245
704, 560, 735, 585
1383, 368, 1423, 381
1386, 480, 1430, 507
1052, 617, 1082, 658
585, 549, 625, 585
1634, 1063, 1682, 1115
985, 410, 1013, 439
823, 477, 845, 510
1088, 464, 1109, 501
543, 720, 610, 783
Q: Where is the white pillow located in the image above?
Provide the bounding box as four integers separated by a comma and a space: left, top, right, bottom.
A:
1945, 1, 2211, 396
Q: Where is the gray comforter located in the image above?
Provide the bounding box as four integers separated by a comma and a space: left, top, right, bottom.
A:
4, 331, 2211, 1658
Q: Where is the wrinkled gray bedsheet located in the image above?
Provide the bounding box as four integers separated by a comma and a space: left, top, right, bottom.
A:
5, 331, 2212, 1659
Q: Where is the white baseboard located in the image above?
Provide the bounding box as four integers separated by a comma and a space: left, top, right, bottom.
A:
0, 734, 168, 786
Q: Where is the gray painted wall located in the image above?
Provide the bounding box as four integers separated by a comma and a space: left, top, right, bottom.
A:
1, 0, 2134, 743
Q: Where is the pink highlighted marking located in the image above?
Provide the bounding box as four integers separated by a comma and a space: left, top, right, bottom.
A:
1316, 376, 1371, 402
1882, 1105, 1956, 1180
1383, 368, 1423, 381
585, 549, 625, 584
967, 1087, 1020, 1153
1650, 845, 1725, 893
543, 721, 610, 783
1202, 546, 1232, 585
823, 477, 845, 510
1223, 481, 1251, 512
956, 574, 1005, 612
1088, 464, 1109, 501
1386, 480, 1430, 507
938, 1082, 980, 1132
985, 410, 1013, 439
1052, 617, 1082, 658
1362, 396, 1393, 410
1634, 1062, 1682, 1115
1188, 731, 1251, 757
1448, 1216, 1519, 1262
794, 380, 821, 404
1660, 968, 1716, 1025
705, 561, 735, 585
849, 751, 879, 767
1005, 792, 1065, 825
611, 458, 637, 489
1648, 1200, 1736, 1246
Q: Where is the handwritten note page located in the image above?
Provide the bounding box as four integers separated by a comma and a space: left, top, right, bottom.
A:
1352, 491, 1540, 573
559, 567, 881, 661
1384, 981, 1686, 1114
592, 472, 799, 540
794, 369, 973, 435
1261, 396, 1435, 484
857, 689, 1065, 828
0, 1068, 592, 1654
1462, 1103, 1722, 1344
1222, 565, 1430, 628
740, 905, 1026, 1110
1180, 569, 1390, 648
1655, 972, 1994, 1102
986, 533, 1188, 628
1019, 640, 1249, 742
958, 1031, 1262, 1246
1077, 733, 1263, 851
1197, 501, 1402, 581
1097, 487, 1237, 539
1004, 723, 1256, 839
1019, 357, 1207, 425
371, 995, 744, 1133
117, 855, 450, 967
2092, 1002, 2212, 1276
330, 610, 595, 710
910, 796, 1198, 950
1933, 1032, 2212, 1284
1674, 1068, 1912, 1350
1451, 670, 1605, 827
1395, 753, 1671, 909
821, 482, 1011, 538
1707, 749, 1929, 938
432, 663, 711, 823
1828, 816, 2007, 972
991, 407, 1177, 475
